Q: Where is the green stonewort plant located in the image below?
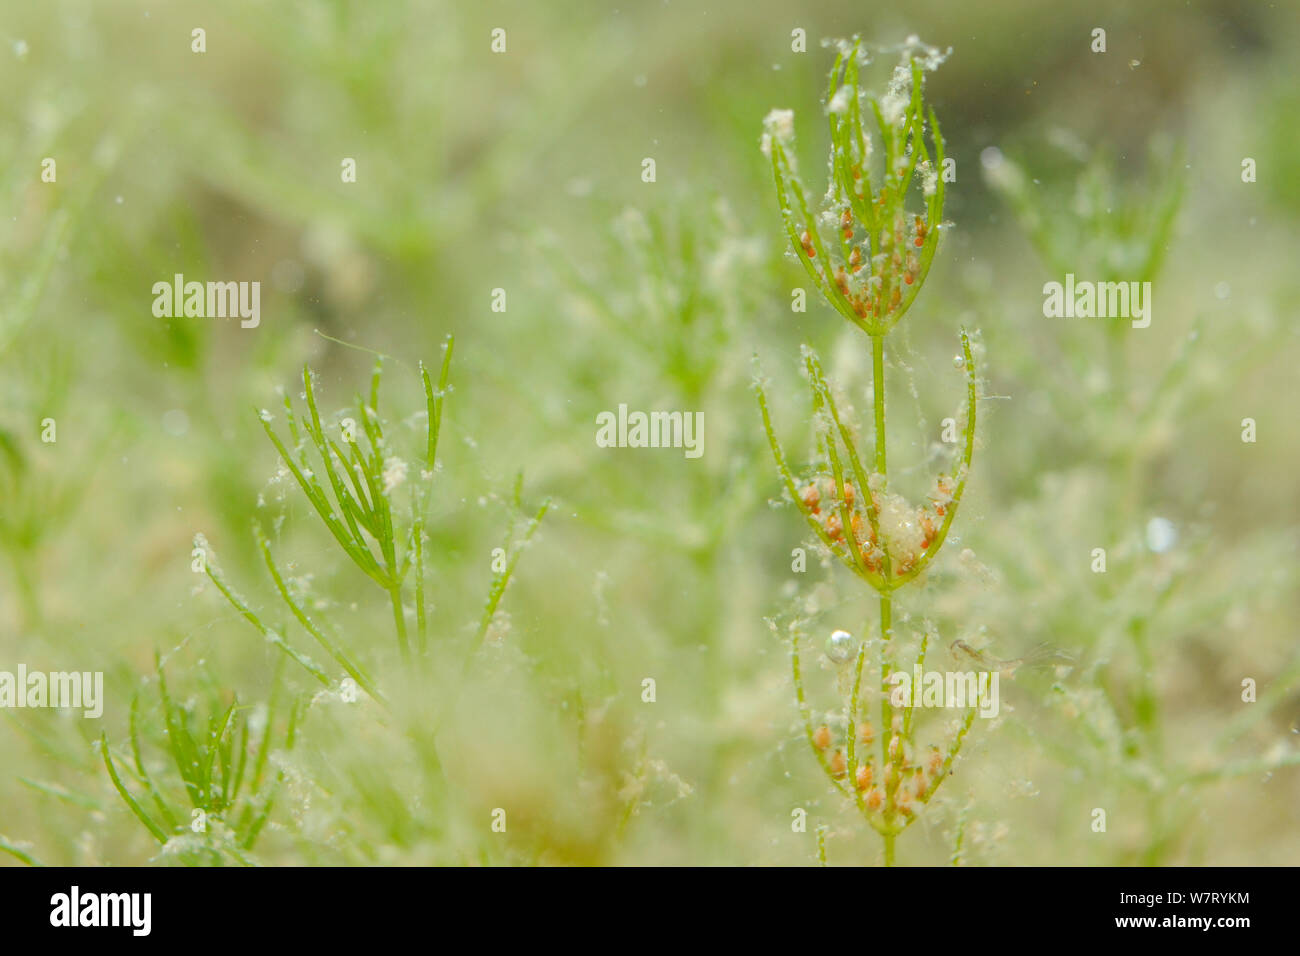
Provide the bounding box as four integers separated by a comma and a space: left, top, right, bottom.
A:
982, 137, 1185, 417
0, 146, 118, 630
527, 195, 807, 853
983, 143, 1300, 864
98, 656, 300, 865
100, 342, 554, 862
755, 37, 984, 866
0, 372, 91, 629
198, 338, 548, 688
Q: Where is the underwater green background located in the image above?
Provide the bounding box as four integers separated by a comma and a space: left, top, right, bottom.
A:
1, 0, 1297, 865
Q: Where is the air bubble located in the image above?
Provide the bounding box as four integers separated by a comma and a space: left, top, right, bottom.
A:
1145, 517, 1177, 554
826, 629, 857, 663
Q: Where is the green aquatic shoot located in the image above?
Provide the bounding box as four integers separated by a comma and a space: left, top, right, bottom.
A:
757, 37, 982, 866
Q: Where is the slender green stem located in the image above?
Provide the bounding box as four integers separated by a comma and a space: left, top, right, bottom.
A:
100, 735, 168, 844
204, 557, 332, 687
870, 332, 901, 865
0, 835, 44, 867
414, 506, 428, 656
888, 329, 977, 588
474, 498, 551, 645
879, 591, 894, 803
255, 526, 385, 704
951, 804, 969, 866
389, 584, 410, 661
847, 640, 866, 799
871, 335, 887, 476
793, 627, 851, 797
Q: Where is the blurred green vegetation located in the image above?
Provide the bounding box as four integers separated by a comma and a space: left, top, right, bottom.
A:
1, 0, 1298, 865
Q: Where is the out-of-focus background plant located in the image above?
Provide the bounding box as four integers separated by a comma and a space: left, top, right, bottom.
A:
1, 0, 1297, 865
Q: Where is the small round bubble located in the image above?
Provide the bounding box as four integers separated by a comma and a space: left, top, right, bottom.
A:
826, 629, 856, 663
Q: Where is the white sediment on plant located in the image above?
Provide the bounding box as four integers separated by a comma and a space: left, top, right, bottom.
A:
879, 63, 913, 127
920, 160, 938, 197
878, 490, 926, 559
827, 86, 852, 115
381, 456, 408, 494
760, 108, 796, 159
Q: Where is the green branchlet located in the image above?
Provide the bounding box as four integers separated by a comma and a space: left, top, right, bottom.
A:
100, 656, 299, 861
194, 337, 549, 701
762, 38, 947, 336
100, 339, 552, 856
